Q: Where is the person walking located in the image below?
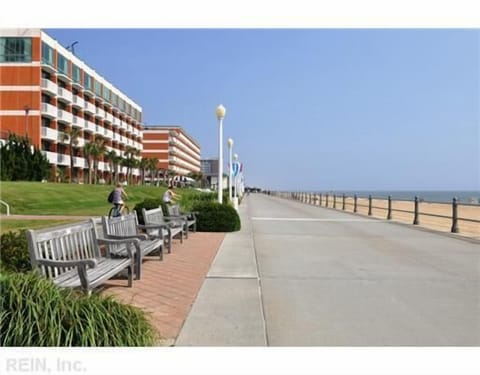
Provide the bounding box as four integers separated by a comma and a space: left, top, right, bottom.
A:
163, 184, 181, 205
113, 182, 128, 215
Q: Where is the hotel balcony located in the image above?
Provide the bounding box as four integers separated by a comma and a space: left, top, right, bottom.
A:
72, 156, 87, 168
41, 126, 58, 141
57, 109, 73, 124
56, 153, 70, 166
84, 101, 95, 114
41, 79, 58, 96
57, 87, 73, 103
103, 128, 113, 139
41, 103, 57, 118
41, 151, 70, 166
95, 107, 104, 119
104, 112, 113, 123
72, 115, 84, 129
84, 120, 96, 133
112, 116, 120, 127
72, 95, 85, 109
72, 137, 86, 148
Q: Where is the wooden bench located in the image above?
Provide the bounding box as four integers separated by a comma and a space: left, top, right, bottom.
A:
166, 204, 197, 238
141, 206, 184, 253
27, 219, 137, 293
101, 212, 165, 279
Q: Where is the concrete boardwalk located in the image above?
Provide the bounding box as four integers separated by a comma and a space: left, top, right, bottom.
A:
177, 194, 480, 346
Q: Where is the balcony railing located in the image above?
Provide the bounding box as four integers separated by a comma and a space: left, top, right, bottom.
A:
41, 103, 57, 118
72, 95, 85, 108
57, 109, 73, 124
95, 107, 104, 118
104, 112, 113, 123
57, 87, 73, 103
41, 126, 58, 141
56, 153, 70, 166
103, 128, 113, 139
112, 116, 120, 126
84, 120, 96, 133
41, 151, 70, 166
72, 115, 84, 129
41, 79, 57, 95
84, 101, 95, 114
72, 156, 87, 168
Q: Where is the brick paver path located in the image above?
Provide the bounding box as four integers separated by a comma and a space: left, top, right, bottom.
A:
101, 231, 225, 344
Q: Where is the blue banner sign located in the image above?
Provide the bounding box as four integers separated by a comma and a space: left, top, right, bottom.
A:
232, 162, 240, 177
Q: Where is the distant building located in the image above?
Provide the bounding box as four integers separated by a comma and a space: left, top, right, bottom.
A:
0, 28, 143, 183
200, 158, 227, 190
142, 125, 201, 177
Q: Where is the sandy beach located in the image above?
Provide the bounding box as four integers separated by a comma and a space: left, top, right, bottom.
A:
305, 195, 480, 240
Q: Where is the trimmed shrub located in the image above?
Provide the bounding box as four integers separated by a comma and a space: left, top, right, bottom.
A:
191, 201, 241, 232
0, 230, 31, 273
0, 271, 158, 346
133, 198, 163, 225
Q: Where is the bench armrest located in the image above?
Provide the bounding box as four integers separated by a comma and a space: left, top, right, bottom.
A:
137, 223, 169, 230
97, 237, 140, 258
37, 258, 97, 269
37, 258, 97, 291
164, 214, 186, 219
103, 233, 148, 241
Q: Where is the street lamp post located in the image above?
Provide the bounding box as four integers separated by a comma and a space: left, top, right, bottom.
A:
227, 138, 234, 203
216, 104, 226, 204
232, 153, 239, 210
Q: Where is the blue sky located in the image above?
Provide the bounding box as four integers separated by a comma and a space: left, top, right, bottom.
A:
46, 29, 479, 191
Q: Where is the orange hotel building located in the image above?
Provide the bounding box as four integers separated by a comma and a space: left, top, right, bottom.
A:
142, 126, 201, 178
0, 29, 143, 183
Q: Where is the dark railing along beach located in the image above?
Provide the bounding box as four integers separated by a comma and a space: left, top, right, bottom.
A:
271, 191, 480, 237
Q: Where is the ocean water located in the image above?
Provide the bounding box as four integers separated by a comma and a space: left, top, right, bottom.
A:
315, 191, 480, 204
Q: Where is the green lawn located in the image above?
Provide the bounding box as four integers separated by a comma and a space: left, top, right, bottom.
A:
0, 219, 81, 234
0, 181, 170, 216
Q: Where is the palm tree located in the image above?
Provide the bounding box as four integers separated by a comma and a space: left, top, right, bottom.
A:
147, 157, 159, 186
84, 142, 95, 184
139, 157, 149, 185
61, 127, 82, 183
91, 135, 107, 184
104, 150, 117, 185
123, 146, 140, 185
112, 154, 123, 184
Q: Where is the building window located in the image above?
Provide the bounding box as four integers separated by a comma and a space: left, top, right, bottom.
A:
94, 80, 102, 97
73, 64, 81, 84
0, 37, 32, 62
41, 42, 54, 66
57, 54, 69, 76
84, 73, 92, 91
41, 94, 51, 104
103, 87, 110, 103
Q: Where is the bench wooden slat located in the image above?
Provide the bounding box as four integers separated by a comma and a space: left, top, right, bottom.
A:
141, 207, 185, 253
167, 204, 197, 238
101, 213, 164, 280
27, 219, 135, 293
54, 258, 132, 289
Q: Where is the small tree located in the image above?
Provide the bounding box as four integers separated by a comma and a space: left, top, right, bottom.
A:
61, 127, 81, 183
0, 133, 49, 181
